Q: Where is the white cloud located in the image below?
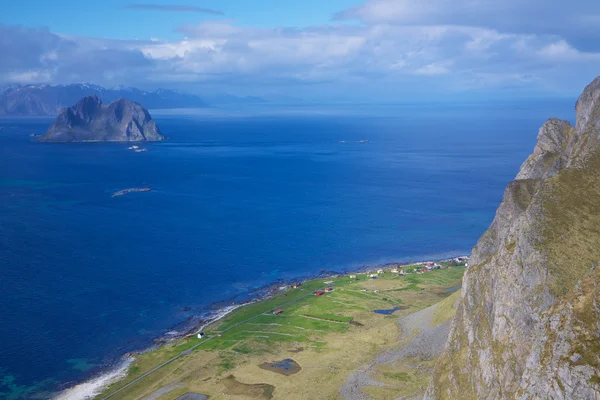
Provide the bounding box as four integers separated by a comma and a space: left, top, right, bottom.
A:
334, 0, 600, 38
1, 0, 600, 100
414, 63, 450, 75
538, 40, 579, 58
5, 70, 53, 84
536, 40, 600, 62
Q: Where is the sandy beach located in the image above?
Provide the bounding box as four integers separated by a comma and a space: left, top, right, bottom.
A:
54, 357, 133, 400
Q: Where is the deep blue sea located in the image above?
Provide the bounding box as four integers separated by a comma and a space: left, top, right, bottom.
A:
0, 102, 574, 399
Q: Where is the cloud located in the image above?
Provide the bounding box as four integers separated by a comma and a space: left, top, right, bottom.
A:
414, 63, 451, 76
333, 0, 600, 50
126, 4, 224, 15
132, 21, 600, 98
1, 0, 600, 101
0, 25, 154, 86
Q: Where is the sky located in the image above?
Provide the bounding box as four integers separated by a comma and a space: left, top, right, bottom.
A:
1, 0, 600, 101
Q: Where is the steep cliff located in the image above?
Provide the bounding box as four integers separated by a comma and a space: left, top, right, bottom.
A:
38, 95, 165, 142
427, 77, 600, 399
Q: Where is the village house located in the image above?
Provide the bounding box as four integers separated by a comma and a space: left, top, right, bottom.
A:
377, 269, 384, 274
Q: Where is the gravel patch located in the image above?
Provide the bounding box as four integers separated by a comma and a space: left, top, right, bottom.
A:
141, 382, 185, 400
176, 393, 209, 400
340, 302, 451, 400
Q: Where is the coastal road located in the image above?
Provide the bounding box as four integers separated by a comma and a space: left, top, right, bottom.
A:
101, 287, 324, 400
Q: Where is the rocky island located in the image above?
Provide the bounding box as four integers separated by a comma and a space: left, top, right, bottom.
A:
37, 95, 166, 142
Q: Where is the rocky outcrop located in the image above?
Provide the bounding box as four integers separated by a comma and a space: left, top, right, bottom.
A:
427, 76, 600, 400
38, 96, 165, 142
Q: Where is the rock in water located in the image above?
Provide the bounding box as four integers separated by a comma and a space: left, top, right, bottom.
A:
427, 76, 600, 399
37, 95, 166, 142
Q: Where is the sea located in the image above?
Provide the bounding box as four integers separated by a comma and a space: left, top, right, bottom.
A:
0, 101, 574, 399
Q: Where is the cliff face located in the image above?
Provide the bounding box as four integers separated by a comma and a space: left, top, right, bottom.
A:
427, 77, 600, 400
38, 95, 165, 142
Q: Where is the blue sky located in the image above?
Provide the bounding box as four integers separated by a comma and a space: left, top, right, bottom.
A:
2, 0, 362, 40
2, 0, 600, 101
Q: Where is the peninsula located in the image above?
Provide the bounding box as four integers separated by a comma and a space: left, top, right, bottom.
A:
37, 95, 166, 143
73, 259, 468, 400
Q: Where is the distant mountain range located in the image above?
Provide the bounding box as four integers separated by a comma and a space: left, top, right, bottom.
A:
0, 84, 266, 116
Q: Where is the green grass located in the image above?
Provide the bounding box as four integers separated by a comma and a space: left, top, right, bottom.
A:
203, 267, 464, 353
431, 290, 461, 327
198, 268, 467, 353
537, 151, 600, 296
383, 371, 411, 382
217, 355, 236, 374
96, 266, 466, 399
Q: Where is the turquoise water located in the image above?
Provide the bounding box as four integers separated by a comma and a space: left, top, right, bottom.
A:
0, 103, 572, 398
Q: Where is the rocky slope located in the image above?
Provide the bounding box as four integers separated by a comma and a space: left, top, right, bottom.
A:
0, 83, 207, 116
38, 95, 165, 142
427, 76, 600, 399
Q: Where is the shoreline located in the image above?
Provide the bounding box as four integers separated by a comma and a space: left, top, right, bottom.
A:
53, 357, 134, 400
52, 254, 469, 399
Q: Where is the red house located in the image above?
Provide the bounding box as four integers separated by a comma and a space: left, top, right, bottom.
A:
273, 309, 283, 315
315, 290, 324, 296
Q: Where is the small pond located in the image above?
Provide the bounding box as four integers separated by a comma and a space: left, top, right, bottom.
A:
373, 306, 408, 315
259, 358, 302, 375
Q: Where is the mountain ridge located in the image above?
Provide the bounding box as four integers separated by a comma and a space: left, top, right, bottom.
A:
426, 76, 600, 399
0, 83, 208, 116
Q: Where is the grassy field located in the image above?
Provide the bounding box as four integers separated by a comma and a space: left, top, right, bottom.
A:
95, 262, 466, 400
